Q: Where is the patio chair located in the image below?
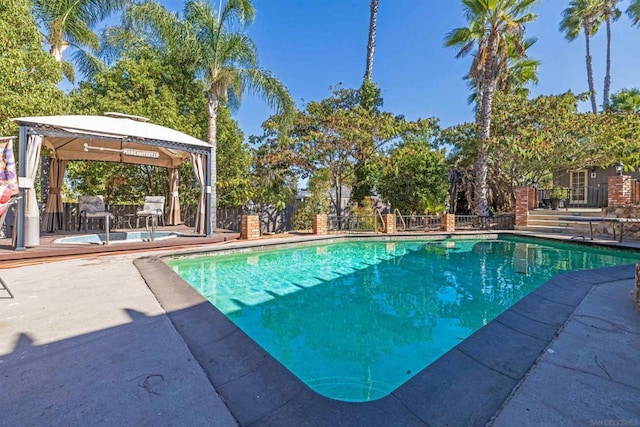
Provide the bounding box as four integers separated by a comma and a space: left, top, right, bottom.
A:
78, 195, 114, 232
136, 196, 165, 229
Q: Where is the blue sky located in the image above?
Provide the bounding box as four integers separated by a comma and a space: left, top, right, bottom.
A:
218, 0, 639, 140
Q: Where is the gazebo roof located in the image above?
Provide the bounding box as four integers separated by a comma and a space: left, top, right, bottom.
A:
12, 113, 211, 168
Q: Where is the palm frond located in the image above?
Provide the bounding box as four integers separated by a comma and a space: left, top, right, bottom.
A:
628, 0, 640, 26
70, 47, 105, 80
241, 68, 296, 127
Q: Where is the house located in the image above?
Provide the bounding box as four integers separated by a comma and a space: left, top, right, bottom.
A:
551, 166, 640, 208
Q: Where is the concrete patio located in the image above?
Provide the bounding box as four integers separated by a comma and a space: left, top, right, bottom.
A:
0, 233, 639, 426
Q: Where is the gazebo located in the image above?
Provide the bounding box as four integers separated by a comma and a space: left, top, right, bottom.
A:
11, 113, 214, 250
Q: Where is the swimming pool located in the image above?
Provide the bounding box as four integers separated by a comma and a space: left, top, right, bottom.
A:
54, 231, 178, 244
167, 236, 640, 402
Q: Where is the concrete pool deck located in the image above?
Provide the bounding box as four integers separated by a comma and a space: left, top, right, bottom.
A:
1, 233, 639, 426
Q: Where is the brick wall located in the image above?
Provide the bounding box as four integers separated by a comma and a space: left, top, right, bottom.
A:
608, 175, 631, 206
514, 186, 529, 228
383, 214, 395, 234
312, 214, 328, 235
528, 187, 538, 210
440, 213, 455, 232
241, 215, 260, 240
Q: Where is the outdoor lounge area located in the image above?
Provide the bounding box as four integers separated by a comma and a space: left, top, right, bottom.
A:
2, 114, 216, 252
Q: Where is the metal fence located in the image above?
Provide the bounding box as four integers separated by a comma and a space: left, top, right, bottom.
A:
455, 214, 514, 230
327, 215, 382, 233
325, 213, 514, 233
396, 215, 441, 231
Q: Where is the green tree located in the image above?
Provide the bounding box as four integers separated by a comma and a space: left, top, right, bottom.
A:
560, 0, 602, 113
32, 0, 127, 82
490, 91, 640, 177
445, 0, 538, 217
120, 0, 295, 230
607, 88, 640, 113
378, 132, 449, 214
291, 169, 332, 230
292, 86, 410, 218
68, 47, 251, 213
0, 0, 65, 136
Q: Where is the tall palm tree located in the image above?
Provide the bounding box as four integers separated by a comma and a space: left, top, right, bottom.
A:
32, 0, 127, 82
364, 0, 379, 82
628, 0, 640, 25
121, 0, 295, 230
445, 0, 538, 217
560, 0, 602, 113
598, 0, 621, 109
464, 36, 540, 105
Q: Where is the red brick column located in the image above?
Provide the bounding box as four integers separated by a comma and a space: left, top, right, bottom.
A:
383, 214, 396, 234
528, 187, 538, 210
608, 175, 631, 206
515, 186, 529, 229
440, 213, 455, 232
241, 215, 260, 240
312, 214, 328, 235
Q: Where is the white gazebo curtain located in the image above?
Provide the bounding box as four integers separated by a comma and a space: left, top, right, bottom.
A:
24, 135, 42, 247
190, 153, 206, 234
42, 158, 67, 232
167, 168, 181, 225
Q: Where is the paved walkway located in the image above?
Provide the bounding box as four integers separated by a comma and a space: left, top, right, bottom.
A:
493, 277, 640, 425
1, 234, 639, 426
0, 252, 237, 426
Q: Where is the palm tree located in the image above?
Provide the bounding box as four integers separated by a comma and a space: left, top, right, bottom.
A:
464, 36, 540, 105
607, 88, 640, 113
120, 0, 295, 230
560, 0, 602, 113
32, 0, 127, 82
597, 0, 621, 109
445, 0, 538, 217
364, 0, 379, 82
628, 0, 640, 25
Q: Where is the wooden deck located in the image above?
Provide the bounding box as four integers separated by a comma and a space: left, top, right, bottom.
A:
0, 225, 240, 268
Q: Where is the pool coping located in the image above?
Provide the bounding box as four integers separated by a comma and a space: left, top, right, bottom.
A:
134, 234, 638, 426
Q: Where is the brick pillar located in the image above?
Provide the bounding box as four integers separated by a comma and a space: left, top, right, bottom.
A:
515, 186, 529, 229
383, 214, 395, 234
312, 214, 328, 235
241, 215, 260, 240
528, 186, 538, 210
440, 213, 455, 232
608, 175, 631, 206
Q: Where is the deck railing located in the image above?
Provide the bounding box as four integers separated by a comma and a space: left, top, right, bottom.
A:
537, 187, 608, 209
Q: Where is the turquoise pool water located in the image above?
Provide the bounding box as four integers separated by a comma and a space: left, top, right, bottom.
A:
167, 237, 639, 402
